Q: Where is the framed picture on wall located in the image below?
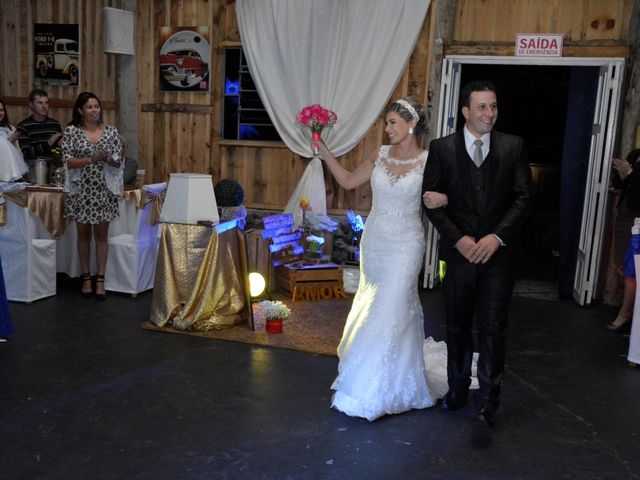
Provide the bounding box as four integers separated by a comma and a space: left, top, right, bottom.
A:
34, 23, 80, 88
159, 26, 210, 92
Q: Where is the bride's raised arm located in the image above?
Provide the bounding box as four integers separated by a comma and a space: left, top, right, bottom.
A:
316, 139, 375, 191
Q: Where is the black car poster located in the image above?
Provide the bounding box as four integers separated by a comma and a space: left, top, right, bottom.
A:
34, 24, 80, 88
159, 26, 210, 92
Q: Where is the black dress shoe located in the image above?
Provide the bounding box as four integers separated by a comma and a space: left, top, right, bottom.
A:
441, 391, 469, 411
470, 412, 494, 448
474, 405, 496, 427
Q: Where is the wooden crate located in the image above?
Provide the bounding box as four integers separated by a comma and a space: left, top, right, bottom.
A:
275, 263, 346, 301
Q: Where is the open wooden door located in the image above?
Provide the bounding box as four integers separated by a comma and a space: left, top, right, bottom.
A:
573, 60, 625, 305
422, 59, 460, 288
422, 56, 625, 306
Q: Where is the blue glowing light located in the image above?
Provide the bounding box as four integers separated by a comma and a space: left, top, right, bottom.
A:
240, 125, 260, 140
346, 209, 364, 233
225, 78, 239, 95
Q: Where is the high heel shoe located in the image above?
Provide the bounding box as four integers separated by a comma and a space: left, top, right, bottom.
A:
606, 315, 631, 332
80, 272, 92, 298
95, 274, 106, 301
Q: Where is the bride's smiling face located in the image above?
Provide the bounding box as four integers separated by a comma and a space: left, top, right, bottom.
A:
384, 112, 412, 144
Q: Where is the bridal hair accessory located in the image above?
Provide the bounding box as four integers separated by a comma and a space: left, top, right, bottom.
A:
296, 104, 337, 156
395, 99, 419, 122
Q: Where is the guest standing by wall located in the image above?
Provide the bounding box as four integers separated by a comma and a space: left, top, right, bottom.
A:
61, 92, 123, 300
17, 89, 62, 182
608, 149, 640, 332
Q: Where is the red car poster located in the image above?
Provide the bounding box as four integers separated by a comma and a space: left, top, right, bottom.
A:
159, 26, 210, 92
34, 24, 80, 88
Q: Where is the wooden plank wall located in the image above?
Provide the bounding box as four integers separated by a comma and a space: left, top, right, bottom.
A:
138, 0, 633, 212
453, 0, 634, 43
0, 0, 119, 128
1, 0, 636, 212
137, 0, 222, 185
133, 0, 434, 213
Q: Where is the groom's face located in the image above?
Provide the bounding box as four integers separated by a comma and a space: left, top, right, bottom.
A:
462, 90, 498, 138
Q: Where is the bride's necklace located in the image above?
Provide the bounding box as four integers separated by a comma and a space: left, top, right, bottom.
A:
387, 149, 423, 165
388, 156, 420, 165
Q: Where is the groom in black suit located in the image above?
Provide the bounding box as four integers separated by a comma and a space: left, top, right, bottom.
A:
422, 81, 532, 428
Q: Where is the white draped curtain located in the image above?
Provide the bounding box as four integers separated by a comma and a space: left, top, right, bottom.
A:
236, 0, 429, 222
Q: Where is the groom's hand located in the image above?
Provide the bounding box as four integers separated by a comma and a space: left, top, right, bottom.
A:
468, 234, 500, 264
455, 235, 477, 261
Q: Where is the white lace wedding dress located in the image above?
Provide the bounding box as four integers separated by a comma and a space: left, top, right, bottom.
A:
0, 126, 28, 182
331, 145, 450, 421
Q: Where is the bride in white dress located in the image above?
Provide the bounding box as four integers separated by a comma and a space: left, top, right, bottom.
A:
318, 97, 450, 421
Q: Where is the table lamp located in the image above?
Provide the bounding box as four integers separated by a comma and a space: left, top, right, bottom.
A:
159, 173, 219, 225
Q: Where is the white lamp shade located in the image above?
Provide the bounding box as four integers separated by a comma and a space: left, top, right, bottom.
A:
160, 173, 219, 225
103, 7, 135, 55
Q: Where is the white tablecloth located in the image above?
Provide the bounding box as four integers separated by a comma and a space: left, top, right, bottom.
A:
0, 186, 139, 277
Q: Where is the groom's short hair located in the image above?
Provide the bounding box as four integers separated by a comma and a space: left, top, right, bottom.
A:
460, 81, 497, 109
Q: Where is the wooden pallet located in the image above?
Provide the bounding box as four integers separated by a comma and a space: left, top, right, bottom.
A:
275, 263, 346, 301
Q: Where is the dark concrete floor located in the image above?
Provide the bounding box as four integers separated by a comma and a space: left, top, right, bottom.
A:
1, 276, 638, 480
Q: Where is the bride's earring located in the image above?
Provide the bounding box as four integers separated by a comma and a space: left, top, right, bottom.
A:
409, 127, 414, 135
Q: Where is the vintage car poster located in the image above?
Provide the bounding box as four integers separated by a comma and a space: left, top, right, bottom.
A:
34, 24, 80, 88
159, 26, 210, 92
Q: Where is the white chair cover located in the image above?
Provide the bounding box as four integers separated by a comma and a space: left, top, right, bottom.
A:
105, 182, 167, 295
0, 183, 56, 302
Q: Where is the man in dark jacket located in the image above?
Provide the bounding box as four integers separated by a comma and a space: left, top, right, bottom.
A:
422, 80, 533, 429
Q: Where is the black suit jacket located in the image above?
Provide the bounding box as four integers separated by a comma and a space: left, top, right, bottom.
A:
422, 129, 533, 262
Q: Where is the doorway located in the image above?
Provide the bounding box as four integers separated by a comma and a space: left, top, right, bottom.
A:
423, 56, 625, 305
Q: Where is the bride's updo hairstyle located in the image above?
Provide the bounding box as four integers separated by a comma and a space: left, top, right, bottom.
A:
386, 96, 428, 139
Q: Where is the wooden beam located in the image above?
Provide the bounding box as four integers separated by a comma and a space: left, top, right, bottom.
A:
140, 103, 216, 114
444, 42, 630, 58
1, 96, 118, 110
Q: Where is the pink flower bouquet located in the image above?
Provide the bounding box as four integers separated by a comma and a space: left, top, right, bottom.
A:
296, 104, 337, 156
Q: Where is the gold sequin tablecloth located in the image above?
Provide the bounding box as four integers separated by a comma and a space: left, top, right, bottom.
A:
0, 187, 69, 238
149, 222, 247, 331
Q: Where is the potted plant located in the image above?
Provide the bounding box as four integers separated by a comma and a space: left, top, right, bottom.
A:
305, 234, 325, 260
259, 300, 291, 334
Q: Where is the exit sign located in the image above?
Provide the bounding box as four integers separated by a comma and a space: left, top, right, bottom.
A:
515, 34, 564, 57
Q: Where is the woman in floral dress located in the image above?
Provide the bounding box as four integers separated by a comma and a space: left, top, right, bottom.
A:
61, 92, 123, 300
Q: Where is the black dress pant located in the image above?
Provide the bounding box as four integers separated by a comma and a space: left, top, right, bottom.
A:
442, 248, 515, 410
